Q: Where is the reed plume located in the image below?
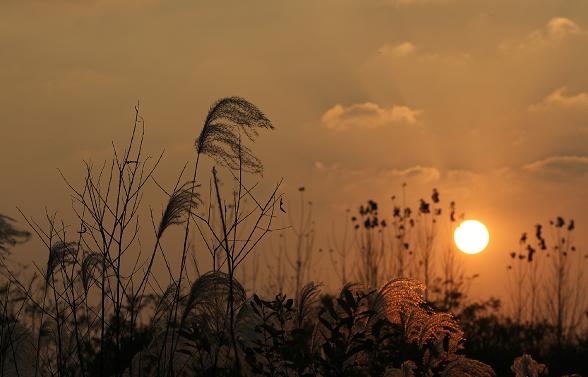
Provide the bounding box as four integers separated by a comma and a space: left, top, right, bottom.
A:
80, 251, 105, 293
195, 96, 273, 174
45, 241, 76, 284
181, 271, 246, 328
0, 214, 30, 256
157, 181, 201, 238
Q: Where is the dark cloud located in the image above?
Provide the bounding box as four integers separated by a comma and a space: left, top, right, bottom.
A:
529, 87, 588, 111
523, 155, 588, 180
321, 102, 421, 131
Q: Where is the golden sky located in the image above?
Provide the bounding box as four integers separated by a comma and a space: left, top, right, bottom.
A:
1, 0, 587, 300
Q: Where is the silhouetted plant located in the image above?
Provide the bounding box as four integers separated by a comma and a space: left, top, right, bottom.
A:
436, 200, 471, 313
389, 184, 415, 279
413, 189, 443, 301
128, 271, 246, 376
243, 289, 315, 376
328, 208, 354, 286
350, 186, 472, 310
506, 231, 535, 324
0, 214, 30, 257
1, 97, 586, 377
511, 354, 548, 377
168, 95, 276, 374
542, 217, 585, 344
353, 200, 387, 288
506, 216, 586, 345
0, 315, 36, 376
262, 186, 315, 297
276, 186, 317, 297
0, 97, 280, 377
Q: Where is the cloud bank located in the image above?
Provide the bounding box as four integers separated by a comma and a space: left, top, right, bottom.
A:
523, 155, 588, 180
530, 87, 588, 111
321, 103, 421, 131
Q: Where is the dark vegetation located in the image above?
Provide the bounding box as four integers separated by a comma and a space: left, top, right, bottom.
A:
0, 98, 586, 376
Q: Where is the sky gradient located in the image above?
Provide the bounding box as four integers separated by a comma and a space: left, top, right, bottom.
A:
1, 0, 587, 301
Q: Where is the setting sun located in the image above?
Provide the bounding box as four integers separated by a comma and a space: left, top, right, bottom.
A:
2, 2, 588, 374
454, 220, 490, 255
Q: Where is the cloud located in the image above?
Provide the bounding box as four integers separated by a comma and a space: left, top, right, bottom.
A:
373, 41, 471, 66
501, 17, 585, 51
313, 161, 441, 187
529, 87, 588, 111
321, 102, 421, 131
547, 17, 582, 39
393, 165, 440, 181
445, 169, 480, 184
311, 161, 441, 205
522, 155, 588, 180
377, 42, 416, 58
314, 161, 439, 177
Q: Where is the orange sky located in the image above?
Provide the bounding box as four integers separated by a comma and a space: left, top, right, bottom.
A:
1, 0, 587, 304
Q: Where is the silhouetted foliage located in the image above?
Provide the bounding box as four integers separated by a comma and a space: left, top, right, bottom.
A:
458, 298, 588, 376
0, 214, 30, 256
1, 99, 586, 377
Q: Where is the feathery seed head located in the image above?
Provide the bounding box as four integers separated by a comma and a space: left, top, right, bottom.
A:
158, 181, 201, 238
195, 97, 273, 174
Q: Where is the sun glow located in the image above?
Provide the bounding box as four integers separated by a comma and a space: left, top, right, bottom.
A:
454, 220, 489, 255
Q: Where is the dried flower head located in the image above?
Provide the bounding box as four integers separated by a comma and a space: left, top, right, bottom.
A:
158, 181, 201, 238
46, 241, 76, 283
195, 97, 273, 174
